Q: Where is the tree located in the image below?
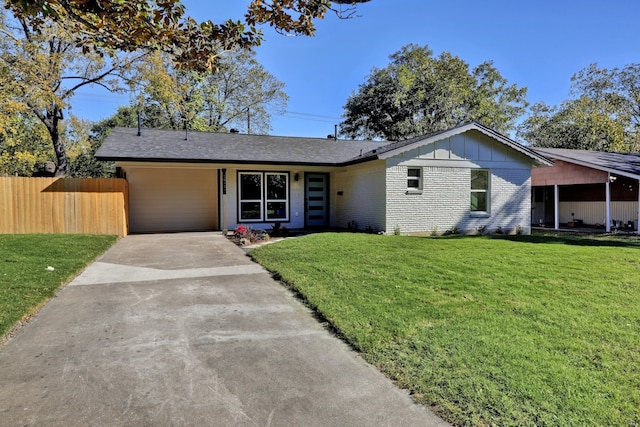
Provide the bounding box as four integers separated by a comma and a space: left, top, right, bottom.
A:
65, 115, 114, 178
517, 63, 640, 152
0, 9, 146, 176
0, 107, 115, 177
1, 1, 370, 175
517, 100, 627, 151
0, 113, 52, 176
130, 49, 288, 134
132, 52, 207, 131
340, 44, 528, 140
201, 49, 288, 134
4, 0, 371, 71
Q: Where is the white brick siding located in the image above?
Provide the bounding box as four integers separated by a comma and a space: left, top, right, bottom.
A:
335, 160, 387, 232
387, 166, 464, 234
386, 166, 532, 235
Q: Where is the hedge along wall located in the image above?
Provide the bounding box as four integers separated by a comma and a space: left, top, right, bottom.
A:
0, 177, 128, 237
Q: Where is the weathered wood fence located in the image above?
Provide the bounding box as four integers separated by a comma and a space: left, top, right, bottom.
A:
0, 177, 128, 237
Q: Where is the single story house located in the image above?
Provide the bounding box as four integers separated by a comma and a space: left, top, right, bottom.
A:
531, 148, 640, 234
95, 122, 551, 235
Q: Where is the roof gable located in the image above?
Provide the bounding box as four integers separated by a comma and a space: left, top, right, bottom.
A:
349, 122, 551, 166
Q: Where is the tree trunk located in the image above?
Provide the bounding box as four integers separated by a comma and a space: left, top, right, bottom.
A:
47, 106, 69, 177
52, 131, 69, 177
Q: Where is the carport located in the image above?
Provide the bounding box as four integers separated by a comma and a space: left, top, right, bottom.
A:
532, 148, 640, 235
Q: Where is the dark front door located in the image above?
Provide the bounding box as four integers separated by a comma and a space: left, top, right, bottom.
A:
305, 173, 329, 227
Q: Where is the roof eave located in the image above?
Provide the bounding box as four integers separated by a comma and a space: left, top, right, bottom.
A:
340, 154, 381, 166
96, 156, 348, 167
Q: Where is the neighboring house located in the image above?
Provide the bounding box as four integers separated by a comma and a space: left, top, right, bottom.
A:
96, 122, 550, 235
531, 148, 640, 234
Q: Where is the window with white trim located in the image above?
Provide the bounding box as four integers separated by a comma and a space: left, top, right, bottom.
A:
238, 171, 289, 222
265, 173, 288, 220
470, 169, 490, 213
407, 167, 422, 190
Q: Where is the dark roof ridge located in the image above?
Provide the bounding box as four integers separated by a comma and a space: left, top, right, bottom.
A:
116, 127, 381, 144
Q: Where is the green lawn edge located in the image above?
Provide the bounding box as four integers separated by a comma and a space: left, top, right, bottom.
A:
0, 234, 118, 343
249, 232, 640, 426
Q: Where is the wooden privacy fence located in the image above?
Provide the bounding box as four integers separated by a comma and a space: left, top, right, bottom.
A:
0, 177, 128, 237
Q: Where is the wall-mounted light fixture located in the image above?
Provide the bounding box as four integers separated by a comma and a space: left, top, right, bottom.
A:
294, 173, 299, 181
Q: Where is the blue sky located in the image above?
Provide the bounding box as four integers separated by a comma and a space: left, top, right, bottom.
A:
72, 1, 640, 140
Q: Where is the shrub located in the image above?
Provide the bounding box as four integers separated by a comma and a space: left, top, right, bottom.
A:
233, 224, 268, 245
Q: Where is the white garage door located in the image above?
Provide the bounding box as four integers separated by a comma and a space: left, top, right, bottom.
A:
127, 167, 218, 233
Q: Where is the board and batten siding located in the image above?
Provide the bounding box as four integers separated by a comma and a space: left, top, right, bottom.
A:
385, 130, 533, 234
558, 201, 638, 226
334, 160, 387, 231
126, 167, 218, 233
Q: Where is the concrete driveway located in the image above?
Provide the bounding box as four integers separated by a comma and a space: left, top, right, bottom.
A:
0, 233, 448, 426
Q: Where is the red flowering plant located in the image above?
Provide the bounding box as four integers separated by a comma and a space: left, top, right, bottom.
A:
232, 224, 269, 246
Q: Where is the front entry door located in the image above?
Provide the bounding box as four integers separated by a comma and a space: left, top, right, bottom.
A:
305, 173, 329, 227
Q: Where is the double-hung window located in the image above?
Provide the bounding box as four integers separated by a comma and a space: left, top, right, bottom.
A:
470, 169, 490, 213
407, 167, 422, 191
238, 171, 289, 222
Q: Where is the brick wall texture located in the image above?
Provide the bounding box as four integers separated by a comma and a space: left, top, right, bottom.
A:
386, 165, 532, 235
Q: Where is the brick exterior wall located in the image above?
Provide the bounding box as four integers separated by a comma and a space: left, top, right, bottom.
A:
386, 165, 532, 235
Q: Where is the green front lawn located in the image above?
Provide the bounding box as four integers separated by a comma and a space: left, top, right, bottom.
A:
0, 234, 117, 340
250, 233, 640, 426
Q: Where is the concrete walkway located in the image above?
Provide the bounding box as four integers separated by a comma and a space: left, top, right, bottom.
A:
0, 233, 448, 426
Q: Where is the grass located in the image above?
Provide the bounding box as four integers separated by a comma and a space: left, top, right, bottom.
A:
0, 234, 118, 341
250, 233, 640, 426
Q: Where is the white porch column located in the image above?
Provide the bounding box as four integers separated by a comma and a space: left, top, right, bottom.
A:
605, 175, 611, 233
554, 184, 560, 230
637, 179, 640, 236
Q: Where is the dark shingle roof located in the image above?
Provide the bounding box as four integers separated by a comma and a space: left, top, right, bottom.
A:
533, 148, 640, 180
96, 128, 388, 166
96, 123, 551, 167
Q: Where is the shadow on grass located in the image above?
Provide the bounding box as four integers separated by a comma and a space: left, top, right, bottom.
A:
490, 233, 640, 248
